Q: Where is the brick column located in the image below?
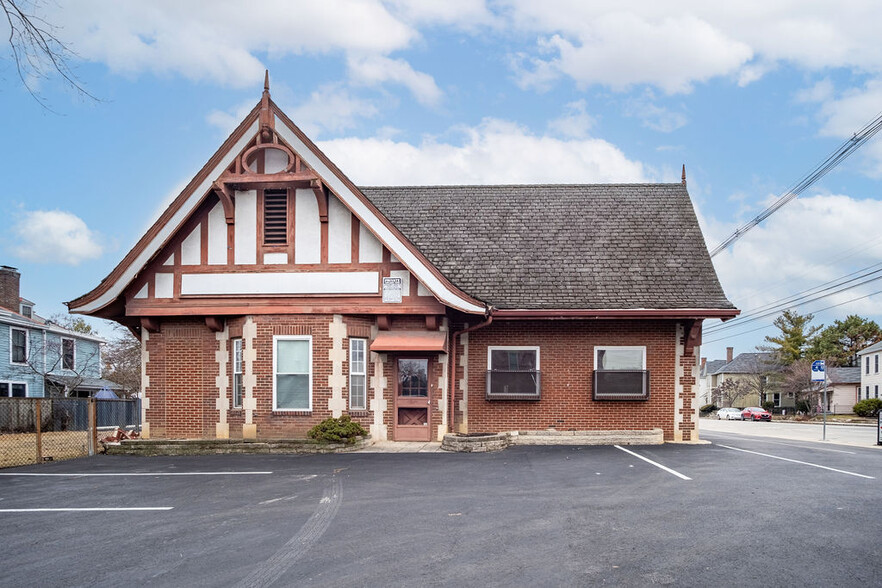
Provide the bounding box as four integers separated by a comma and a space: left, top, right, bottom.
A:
140, 329, 151, 439
369, 323, 388, 440
457, 330, 469, 434
327, 315, 347, 418
242, 316, 257, 440
215, 325, 230, 439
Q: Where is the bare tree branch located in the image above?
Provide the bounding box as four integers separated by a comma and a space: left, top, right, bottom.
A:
1, 0, 98, 109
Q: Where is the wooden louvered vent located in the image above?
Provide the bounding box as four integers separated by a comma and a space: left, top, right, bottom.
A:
263, 190, 288, 245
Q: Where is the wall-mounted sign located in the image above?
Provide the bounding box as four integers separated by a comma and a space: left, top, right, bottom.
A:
382, 277, 403, 303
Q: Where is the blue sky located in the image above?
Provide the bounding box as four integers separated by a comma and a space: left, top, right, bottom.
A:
3, 1, 882, 361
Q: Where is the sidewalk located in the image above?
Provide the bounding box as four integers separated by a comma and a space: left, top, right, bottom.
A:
358, 440, 445, 453
699, 417, 881, 448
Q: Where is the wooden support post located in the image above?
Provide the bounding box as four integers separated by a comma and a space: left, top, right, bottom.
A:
88, 398, 98, 456
34, 399, 42, 464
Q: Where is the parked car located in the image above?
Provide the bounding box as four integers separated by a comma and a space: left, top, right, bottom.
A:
717, 407, 744, 420
741, 407, 772, 421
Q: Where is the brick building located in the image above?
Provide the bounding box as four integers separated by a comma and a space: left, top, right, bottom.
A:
70, 77, 738, 443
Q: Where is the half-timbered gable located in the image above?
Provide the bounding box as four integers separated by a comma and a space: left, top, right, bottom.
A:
72, 75, 738, 444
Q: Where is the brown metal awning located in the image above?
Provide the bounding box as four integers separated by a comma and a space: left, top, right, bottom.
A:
370, 330, 448, 353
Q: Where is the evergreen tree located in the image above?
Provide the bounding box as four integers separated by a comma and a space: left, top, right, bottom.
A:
763, 310, 821, 365
808, 315, 882, 367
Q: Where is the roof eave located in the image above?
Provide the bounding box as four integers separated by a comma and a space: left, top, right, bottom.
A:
491, 308, 740, 320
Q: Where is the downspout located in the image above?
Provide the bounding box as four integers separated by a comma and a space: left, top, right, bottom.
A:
448, 307, 494, 434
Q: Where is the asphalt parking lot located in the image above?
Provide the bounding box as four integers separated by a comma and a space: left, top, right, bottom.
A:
1, 434, 880, 588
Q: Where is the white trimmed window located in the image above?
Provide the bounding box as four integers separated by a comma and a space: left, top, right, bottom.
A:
273, 335, 311, 411
486, 346, 541, 400
593, 346, 650, 401
349, 338, 367, 410
0, 382, 27, 397
232, 338, 243, 409
62, 338, 75, 370
10, 328, 27, 364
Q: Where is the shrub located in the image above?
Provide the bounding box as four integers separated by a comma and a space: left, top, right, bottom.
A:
762, 401, 775, 412
699, 404, 717, 415
853, 398, 882, 418
307, 414, 367, 444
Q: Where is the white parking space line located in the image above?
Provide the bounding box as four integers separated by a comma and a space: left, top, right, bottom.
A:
0, 471, 273, 477
718, 444, 875, 479
740, 438, 856, 455
614, 445, 692, 480
0, 507, 173, 512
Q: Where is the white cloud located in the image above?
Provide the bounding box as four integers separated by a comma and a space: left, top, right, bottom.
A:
318, 118, 649, 185
503, 1, 882, 93
12, 211, 104, 265
705, 193, 882, 318
347, 54, 443, 106
623, 90, 688, 133
547, 99, 595, 138
385, 0, 496, 28
48, 0, 417, 87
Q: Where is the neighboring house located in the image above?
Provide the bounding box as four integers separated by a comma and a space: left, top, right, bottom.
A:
698, 358, 728, 406
0, 266, 124, 398
857, 341, 882, 404
827, 367, 861, 414
69, 78, 738, 442
709, 350, 783, 409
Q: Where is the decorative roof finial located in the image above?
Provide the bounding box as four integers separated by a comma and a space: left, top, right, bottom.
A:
259, 69, 274, 142
681, 164, 687, 186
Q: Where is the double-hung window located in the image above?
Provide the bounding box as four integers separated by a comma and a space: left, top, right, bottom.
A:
486, 346, 541, 400
273, 336, 311, 411
61, 338, 75, 370
876, 354, 879, 374
232, 338, 243, 409
0, 382, 27, 397
349, 339, 367, 410
593, 346, 650, 401
10, 328, 27, 364
866, 356, 870, 375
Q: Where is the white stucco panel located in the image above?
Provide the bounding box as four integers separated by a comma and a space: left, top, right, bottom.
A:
234, 190, 257, 265
390, 270, 411, 297
359, 222, 383, 263
295, 188, 320, 264
181, 271, 379, 295
263, 252, 288, 264
328, 195, 351, 264
154, 273, 174, 298
133, 283, 148, 299
207, 202, 227, 265
181, 224, 201, 265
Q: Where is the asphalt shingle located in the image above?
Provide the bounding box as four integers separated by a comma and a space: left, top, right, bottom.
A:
360, 183, 735, 310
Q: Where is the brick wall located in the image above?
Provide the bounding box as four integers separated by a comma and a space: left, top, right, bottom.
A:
459, 319, 683, 441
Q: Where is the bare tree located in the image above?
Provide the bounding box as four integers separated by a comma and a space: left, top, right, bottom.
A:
102, 327, 141, 397
778, 359, 826, 416
1, 0, 96, 108
713, 378, 751, 408
9, 328, 102, 397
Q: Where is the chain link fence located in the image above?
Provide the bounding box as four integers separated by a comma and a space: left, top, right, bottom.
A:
0, 397, 140, 468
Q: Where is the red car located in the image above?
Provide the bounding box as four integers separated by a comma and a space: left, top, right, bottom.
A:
741, 407, 772, 421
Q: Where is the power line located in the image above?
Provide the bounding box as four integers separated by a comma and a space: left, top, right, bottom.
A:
709, 110, 882, 257
705, 261, 882, 334
703, 287, 882, 345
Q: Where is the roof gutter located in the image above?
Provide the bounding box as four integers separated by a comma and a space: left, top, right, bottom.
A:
448, 306, 494, 434
491, 308, 740, 321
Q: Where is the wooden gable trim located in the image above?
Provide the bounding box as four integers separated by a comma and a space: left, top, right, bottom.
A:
269, 101, 486, 315
69, 105, 262, 314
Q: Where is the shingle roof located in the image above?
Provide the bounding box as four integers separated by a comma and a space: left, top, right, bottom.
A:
360, 184, 735, 310
828, 367, 861, 384
702, 359, 728, 378
858, 341, 882, 355
711, 352, 780, 375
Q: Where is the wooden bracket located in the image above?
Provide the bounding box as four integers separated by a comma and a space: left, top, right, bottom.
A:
140, 317, 160, 333
205, 316, 225, 332
425, 315, 440, 331
684, 320, 702, 355
377, 315, 391, 331
311, 179, 329, 223
212, 181, 236, 225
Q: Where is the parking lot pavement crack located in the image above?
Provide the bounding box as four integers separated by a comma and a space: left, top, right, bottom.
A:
235, 476, 342, 588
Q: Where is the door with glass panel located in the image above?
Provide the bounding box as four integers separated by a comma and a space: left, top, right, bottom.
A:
394, 357, 431, 441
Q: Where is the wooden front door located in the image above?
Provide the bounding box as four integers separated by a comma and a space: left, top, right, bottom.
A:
394, 358, 431, 441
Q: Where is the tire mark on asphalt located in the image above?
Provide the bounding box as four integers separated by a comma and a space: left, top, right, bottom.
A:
235, 476, 342, 588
